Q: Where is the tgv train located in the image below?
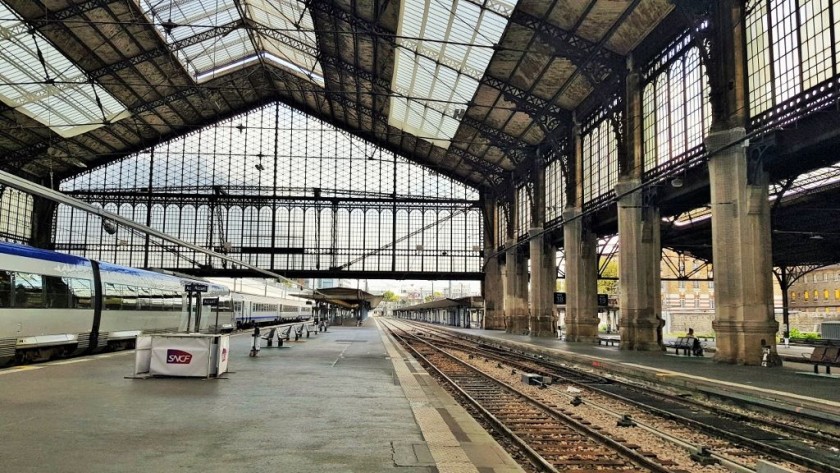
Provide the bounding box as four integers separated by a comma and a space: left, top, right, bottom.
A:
0, 242, 306, 365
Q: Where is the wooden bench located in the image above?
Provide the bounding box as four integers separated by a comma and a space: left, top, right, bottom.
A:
597, 337, 619, 347
806, 346, 840, 374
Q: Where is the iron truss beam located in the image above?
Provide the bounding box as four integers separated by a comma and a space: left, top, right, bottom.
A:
460, 115, 533, 165
89, 20, 245, 80
67, 190, 481, 210
448, 147, 506, 179
164, 268, 486, 280
510, 10, 624, 86
481, 76, 570, 131
24, 0, 114, 26
319, 54, 390, 91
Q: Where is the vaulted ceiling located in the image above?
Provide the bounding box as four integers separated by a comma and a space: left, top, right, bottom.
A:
0, 0, 677, 189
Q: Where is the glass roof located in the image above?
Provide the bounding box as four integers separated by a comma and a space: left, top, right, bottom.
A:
389, 0, 517, 148
0, 3, 128, 138
138, 0, 323, 85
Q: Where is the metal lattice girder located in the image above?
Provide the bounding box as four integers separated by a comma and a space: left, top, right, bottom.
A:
459, 115, 532, 165
248, 21, 320, 58
510, 10, 624, 85
481, 76, 570, 131
447, 147, 506, 180
89, 20, 246, 80
25, 0, 114, 26
318, 54, 391, 91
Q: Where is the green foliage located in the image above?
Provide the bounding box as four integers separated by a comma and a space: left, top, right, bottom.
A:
382, 290, 400, 302
789, 328, 820, 339
597, 258, 618, 296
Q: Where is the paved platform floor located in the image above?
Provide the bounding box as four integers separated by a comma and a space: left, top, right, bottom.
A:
444, 326, 839, 419
0, 322, 523, 473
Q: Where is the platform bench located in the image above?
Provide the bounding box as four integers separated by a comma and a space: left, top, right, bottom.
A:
305, 324, 318, 338
294, 324, 305, 341
261, 328, 277, 347
597, 337, 619, 347
806, 346, 840, 374
666, 337, 695, 356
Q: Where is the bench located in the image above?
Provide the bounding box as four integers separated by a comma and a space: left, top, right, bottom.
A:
304, 323, 318, 338
265, 326, 291, 347
666, 337, 702, 356
261, 328, 277, 347
806, 346, 840, 374
597, 337, 619, 347
294, 324, 305, 341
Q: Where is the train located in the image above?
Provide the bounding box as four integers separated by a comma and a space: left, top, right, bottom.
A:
0, 241, 311, 365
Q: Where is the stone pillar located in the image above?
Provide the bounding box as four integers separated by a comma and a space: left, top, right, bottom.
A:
505, 239, 529, 334
563, 208, 599, 341
529, 228, 557, 337
482, 195, 505, 329
707, 128, 778, 364
616, 179, 663, 350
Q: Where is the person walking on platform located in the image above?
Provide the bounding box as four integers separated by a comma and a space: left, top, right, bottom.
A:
250, 326, 261, 357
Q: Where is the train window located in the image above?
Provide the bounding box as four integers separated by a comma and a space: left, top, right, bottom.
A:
0, 271, 11, 307
137, 287, 152, 310
66, 278, 93, 309
234, 301, 242, 313
104, 283, 122, 310
167, 290, 182, 311
13, 272, 44, 308
43, 275, 73, 308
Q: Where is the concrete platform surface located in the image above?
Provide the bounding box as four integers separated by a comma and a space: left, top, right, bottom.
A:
0, 322, 523, 473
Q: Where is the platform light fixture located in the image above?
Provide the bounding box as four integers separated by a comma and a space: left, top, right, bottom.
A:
671, 177, 684, 188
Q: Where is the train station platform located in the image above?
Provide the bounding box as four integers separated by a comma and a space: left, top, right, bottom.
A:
444, 326, 840, 421
0, 321, 522, 473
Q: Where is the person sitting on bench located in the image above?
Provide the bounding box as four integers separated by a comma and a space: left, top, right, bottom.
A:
688, 328, 704, 356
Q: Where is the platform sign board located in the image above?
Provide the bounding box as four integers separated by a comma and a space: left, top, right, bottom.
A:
150, 336, 212, 377
185, 283, 208, 293
202, 297, 219, 306
597, 294, 609, 307
553, 292, 566, 305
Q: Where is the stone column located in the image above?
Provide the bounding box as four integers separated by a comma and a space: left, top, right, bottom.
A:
563, 208, 599, 341
616, 179, 663, 350
481, 196, 505, 329
529, 228, 557, 337
505, 239, 530, 334
707, 128, 778, 364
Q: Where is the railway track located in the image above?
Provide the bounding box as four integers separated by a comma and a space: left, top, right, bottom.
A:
385, 320, 677, 472
384, 319, 840, 473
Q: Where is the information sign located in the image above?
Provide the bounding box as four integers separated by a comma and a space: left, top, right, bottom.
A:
185, 283, 209, 293
553, 292, 566, 305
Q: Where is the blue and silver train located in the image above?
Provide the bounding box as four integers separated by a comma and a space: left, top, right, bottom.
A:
0, 242, 310, 365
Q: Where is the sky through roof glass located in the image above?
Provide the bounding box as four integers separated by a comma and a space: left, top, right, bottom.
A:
0, 2, 129, 138
389, 0, 517, 148
138, 0, 323, 85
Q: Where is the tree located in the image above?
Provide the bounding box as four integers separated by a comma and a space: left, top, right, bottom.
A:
383, 290, 400, 302
598, 258, 618, 297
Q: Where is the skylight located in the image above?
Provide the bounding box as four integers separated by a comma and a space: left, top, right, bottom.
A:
389, 0, 517, 148
0, 3, 128, 137
138, 0, 323, 85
